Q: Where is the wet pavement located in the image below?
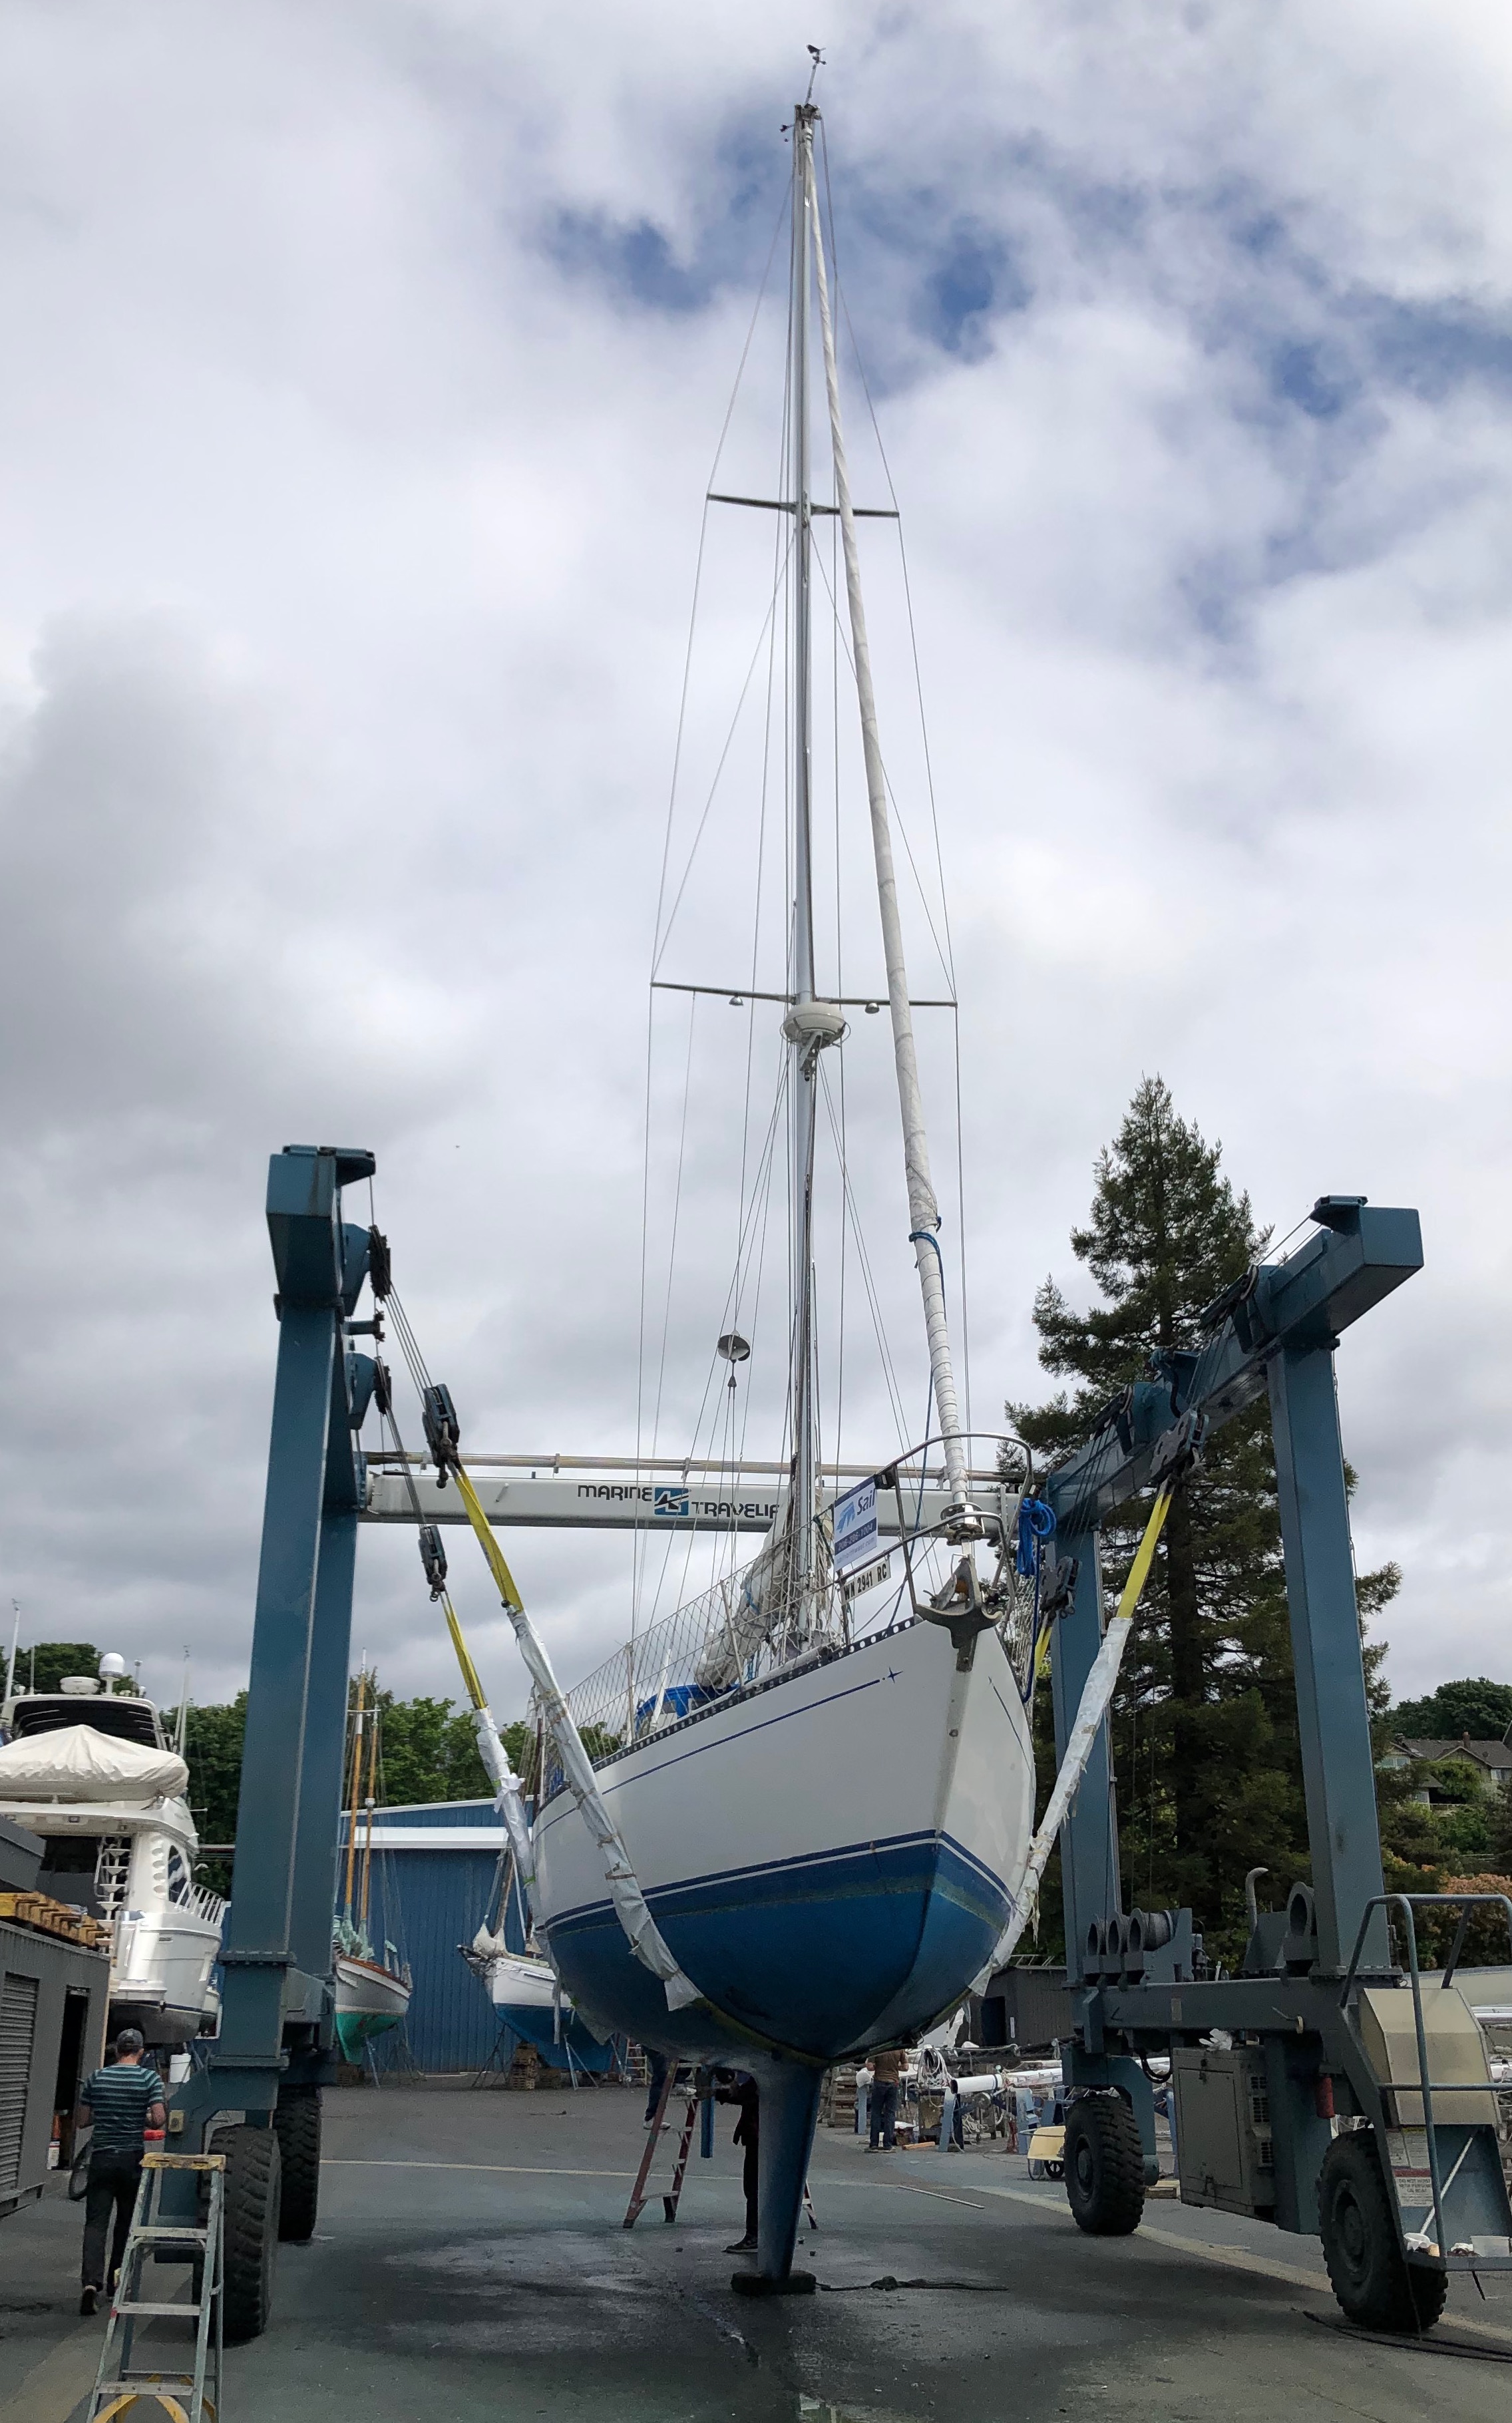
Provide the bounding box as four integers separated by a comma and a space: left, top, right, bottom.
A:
3, 2080, 1511, 2420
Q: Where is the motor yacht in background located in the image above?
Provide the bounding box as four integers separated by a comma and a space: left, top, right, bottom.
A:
0, 1656, 224, 2048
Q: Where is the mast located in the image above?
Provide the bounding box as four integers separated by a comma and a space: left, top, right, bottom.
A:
804, 132, 977, 1525
343, 1668, 363, 1923
785, 98, 822, 1626
360, 1692, 379, 1931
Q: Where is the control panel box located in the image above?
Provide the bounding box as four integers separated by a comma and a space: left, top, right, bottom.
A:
1172, 2047, 1275, 2218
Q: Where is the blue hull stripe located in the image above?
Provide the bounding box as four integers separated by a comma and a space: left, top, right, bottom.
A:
543, 1829, 1016, 2064
546, 1825, 1010, 1935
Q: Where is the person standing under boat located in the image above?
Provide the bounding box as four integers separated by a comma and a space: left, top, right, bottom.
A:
78, 2030, 166, 2315
716, 2072, 760, 2251
868, 2046, 902, 2150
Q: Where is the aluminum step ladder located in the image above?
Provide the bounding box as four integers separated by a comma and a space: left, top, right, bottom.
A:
87, 2151, 224, 2422
622, 2069, 817, 2234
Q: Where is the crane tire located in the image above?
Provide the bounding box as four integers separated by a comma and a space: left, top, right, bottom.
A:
1064, 2093, 1146, 2237
216, 2122, 282, 2344
1318, 2132, 1447, 2333
274, 2088, 321, 2242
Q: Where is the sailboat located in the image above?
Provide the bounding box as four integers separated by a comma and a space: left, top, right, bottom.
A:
465, 1848, 617, 2073
331, 1667, 412, 2061
516, 91, 1039, 2285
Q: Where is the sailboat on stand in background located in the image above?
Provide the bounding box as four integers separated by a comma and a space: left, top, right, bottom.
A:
332, 1666, 411, 2064
465, 1847, 620, 2078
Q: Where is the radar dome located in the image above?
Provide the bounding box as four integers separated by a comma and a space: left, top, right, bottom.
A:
98, 1653, 128, 1680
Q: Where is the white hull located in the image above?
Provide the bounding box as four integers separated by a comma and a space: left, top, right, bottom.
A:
333, 1953, 412, 2023
3, 1797, 225, 2048
533, 1614, 1034, 2062
480, 1951, 559, 2016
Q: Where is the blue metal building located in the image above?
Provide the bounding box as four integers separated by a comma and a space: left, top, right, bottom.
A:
338, 1799, 505, 2075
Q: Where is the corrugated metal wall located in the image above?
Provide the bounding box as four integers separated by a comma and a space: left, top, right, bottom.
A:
339, 1801, 507, 2075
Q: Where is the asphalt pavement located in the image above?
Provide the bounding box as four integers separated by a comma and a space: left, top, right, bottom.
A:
3, 2080, 1511, 2421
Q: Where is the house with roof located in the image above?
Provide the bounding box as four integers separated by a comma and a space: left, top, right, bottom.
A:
1380, 1735, 1512, 1806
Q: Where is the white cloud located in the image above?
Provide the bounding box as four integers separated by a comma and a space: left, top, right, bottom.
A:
0, 0, 1508, 1730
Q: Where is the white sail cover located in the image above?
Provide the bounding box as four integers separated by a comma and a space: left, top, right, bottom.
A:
0, 1724, 188, 1803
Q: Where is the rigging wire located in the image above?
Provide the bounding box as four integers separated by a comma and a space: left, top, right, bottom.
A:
816, 1059, 910, 1449
652, 534, 797, 978
717, 373, 790, 1543
805, 530, 954, 992
636, 192, 790, 1635
819, 119, 972, 1435
650, 194, 790, 974
830, 486, 848, 1477
637, 990, 699, 1635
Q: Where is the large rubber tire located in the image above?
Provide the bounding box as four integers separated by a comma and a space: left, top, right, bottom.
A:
1064, 2094, 1147, 2237
1318, 2132, 1448, 2334
273, 2088, 321, 2243
218, 2124, 283, 2344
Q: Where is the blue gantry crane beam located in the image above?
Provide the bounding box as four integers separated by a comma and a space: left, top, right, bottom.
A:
165, 1145, 380, 2340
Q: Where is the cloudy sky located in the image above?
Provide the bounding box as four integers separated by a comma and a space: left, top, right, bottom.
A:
1, 0, 1509, 1728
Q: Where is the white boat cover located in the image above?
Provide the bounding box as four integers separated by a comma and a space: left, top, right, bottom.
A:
0, 1724, 188, 1803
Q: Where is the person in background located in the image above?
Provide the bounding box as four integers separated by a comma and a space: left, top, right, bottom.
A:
943, 2067, 965, 2150
715, 2071, 760, 2253
643, 2046, 671, 2124
868, 2045, 902, 2150
79, 2028, 166, 2315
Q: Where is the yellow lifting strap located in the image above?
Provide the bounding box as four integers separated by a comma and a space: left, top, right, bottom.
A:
439, 1591, 488, 1714
1034, 1477, 1173, 1678
980, 1479, 1177, 1984
1113, 1478, 1175, 1618
451, 1465, 527, 1616
423, 1465, 524, 1714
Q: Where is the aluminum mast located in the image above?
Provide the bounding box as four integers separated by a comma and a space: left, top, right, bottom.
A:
784, 99, 823, 1626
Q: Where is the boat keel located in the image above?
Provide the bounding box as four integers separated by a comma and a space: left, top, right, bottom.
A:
736, 2054, 823, 2291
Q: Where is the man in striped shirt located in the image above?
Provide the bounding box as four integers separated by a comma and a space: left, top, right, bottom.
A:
79, 2030, 166, 2315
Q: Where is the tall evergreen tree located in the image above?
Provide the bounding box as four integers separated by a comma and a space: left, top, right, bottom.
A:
1008, 1077, 1400, 1963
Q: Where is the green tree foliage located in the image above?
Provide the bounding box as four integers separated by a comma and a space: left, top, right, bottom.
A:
180, 1695, 248, 1844
10, 1642, 102, 1692
1007, 1078, 1402, 1966
1387, 1677, 1512, 1742
1423, 1762, 1495, 1859
343, 1675, 534, 1807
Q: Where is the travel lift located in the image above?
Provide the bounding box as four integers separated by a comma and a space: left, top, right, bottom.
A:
1038, 1194, 1512, 2333
162, 1151, 1511, 2340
